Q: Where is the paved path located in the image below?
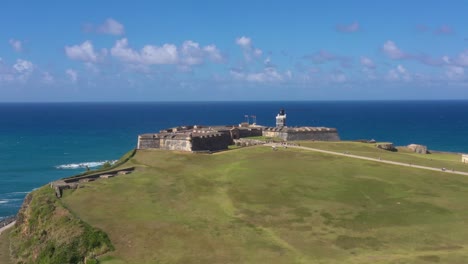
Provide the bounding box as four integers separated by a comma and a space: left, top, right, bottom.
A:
266, 143, 468, 176
0, 221, 15, 236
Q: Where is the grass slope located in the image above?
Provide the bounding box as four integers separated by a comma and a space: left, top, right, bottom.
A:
60, 146, 468, 264
9, 186, 114, 264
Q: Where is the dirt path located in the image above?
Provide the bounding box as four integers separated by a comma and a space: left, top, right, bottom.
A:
0, 221, 15, 236
266, 143, 468, 176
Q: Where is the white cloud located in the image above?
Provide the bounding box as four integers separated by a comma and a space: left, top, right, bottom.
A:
111, 38, 178, 65
65, 41, 99, 62
181, 40, 204, 65
455, 50, 468, 66
442, 56, 451, 64
203, 45, 223, 62
235, 36, 251, 48
445, 66, 464, 80
254, 48, 263, 57
235, 36, 262, 61
66, 69, 78, 82
180, 41, 224, 65
360, 56, 376, 68
13, 59, 33, 73
387, 64, 411, 81
397, 64, 406, 74
382, 41, 406, 59
97, 18, 125, 35
9, 39, 22, 52
230, 67, 284, 83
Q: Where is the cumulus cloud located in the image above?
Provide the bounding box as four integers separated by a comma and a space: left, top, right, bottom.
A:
387, 64, 411, 81
230, 67, 285, 83
111, 38, 178, 65
203, 45, 223, 62
97, 18, 125, 35
445, 66, 464, 80
382, 41, 407, 59
111, 38, 223, 67
13, 59, 33, 73
454, 50, 468, 66
235, 36, 251, 48
360, 56, 376, 68
336, 22, 360, 33
235, 36, 262, 61
180, 40, 224, 65
66, 69, 78, 82
9, 39, 22, 52
65, 41, 100, 62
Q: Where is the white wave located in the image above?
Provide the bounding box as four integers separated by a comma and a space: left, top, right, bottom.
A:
55, 160, 117, 170
0, 199, 21, 204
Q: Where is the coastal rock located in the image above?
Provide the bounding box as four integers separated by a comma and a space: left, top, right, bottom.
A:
407, 144, 428, 154
376, 143, 396, 151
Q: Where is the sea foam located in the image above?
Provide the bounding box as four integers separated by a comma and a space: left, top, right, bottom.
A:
55, 160, 117, 170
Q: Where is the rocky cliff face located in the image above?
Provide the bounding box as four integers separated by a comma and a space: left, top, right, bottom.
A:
10, 186, 113, 264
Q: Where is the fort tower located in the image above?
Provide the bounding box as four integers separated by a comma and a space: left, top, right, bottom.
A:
276, 108, 287, 128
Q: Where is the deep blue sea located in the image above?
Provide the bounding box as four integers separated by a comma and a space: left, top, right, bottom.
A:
1, 101, 468, 219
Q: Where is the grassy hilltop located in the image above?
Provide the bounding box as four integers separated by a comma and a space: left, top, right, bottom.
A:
5, 142, 468, 263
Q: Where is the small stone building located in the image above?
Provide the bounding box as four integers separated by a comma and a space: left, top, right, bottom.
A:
462, 154, 468, 163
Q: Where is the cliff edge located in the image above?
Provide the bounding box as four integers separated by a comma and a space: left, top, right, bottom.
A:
9, 186, 113, 264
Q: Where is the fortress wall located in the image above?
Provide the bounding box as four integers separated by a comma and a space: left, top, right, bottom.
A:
160, 138, 192, 151
137, 136, 160, 149
262, 130, 340, 141
238, 128, 263, 138
191, 134, 231, 151
286, 131, 340, 141
262, 131, 288, 140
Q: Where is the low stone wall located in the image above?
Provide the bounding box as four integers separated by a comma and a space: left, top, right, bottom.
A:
51, 167, 135, 198
262, 130, 340, 141
286, 130, 340, 141
233, 138, 266, 147
262, 131, 288, 141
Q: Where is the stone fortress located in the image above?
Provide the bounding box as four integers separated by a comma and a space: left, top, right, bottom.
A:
137, 108, 340, 152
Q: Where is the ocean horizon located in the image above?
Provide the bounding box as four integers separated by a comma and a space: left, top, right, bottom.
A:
1, 100, 468, 219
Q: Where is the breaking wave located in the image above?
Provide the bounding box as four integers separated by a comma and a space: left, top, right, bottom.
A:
0, 199, 22, 204
55, 160, 117, 170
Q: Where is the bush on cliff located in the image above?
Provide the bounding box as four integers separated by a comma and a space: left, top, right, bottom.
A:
9, 186, 113, 264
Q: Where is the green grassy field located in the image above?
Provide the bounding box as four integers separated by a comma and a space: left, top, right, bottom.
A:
57, 145, 468, 264
299, 141, 468, 173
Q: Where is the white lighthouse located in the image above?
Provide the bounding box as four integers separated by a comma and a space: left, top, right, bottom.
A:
275, 108, 286, 128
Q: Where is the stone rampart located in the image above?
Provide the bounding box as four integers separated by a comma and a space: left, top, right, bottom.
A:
233, 138, 266, 147
160, 138, 192, 151
263, 128, 340, 141
137, 135, 160, 149
191, 133, 231, 151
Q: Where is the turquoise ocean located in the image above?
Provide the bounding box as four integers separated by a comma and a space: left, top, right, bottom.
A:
1, 101, 468, 219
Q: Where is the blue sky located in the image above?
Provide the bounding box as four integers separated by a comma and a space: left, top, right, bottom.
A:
1, 0, 467, 101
